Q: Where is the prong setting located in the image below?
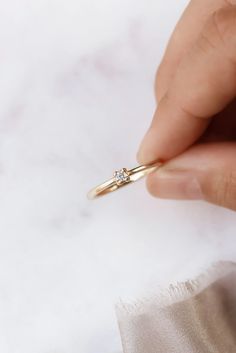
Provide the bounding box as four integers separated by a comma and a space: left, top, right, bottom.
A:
114, 168, 130, 186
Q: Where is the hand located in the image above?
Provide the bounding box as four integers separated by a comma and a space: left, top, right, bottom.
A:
137, 0, 236, 211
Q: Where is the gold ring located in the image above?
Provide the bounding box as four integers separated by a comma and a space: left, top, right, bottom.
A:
87, 161, 162, 200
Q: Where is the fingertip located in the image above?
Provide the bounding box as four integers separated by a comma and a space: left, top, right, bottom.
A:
146, 172, 161, 198
136, 130, 159, 165
146, 167, 204, 201
136, 144, 146, 165
136, 128, 163, 167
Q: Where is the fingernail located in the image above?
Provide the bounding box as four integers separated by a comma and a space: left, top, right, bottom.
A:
148, 169, 204, 200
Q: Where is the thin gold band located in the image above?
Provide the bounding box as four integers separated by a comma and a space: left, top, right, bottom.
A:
87, 161, 162, 200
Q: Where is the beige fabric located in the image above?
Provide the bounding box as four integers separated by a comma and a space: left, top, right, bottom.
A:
116, 263, 236, 353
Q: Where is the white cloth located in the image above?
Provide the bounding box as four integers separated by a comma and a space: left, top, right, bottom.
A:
117, 262, 236, 353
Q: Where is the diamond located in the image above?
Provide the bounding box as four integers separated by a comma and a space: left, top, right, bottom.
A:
114, 168, 130, 186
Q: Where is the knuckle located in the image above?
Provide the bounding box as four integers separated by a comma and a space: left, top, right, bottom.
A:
213, 6, 236, 57
197, 6, 236, 58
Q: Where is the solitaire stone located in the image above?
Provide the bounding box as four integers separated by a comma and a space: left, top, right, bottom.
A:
114, 168, 130, 185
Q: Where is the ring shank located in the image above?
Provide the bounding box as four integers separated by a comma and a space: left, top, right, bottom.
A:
87, 161, 162, 200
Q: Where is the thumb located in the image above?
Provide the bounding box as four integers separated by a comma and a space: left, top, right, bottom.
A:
138, 6, 236, 164
147, 143, 236, 211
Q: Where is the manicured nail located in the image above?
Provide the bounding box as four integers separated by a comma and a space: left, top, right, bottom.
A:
148, 169, 204, 200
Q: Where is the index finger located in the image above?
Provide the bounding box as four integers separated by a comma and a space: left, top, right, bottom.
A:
137, 6, 236, 164
155, 0, 234, 101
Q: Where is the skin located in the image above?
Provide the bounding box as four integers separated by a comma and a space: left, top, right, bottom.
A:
137, 0, 236, 211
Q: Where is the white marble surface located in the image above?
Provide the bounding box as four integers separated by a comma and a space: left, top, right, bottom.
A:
0, 0, 236, 352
